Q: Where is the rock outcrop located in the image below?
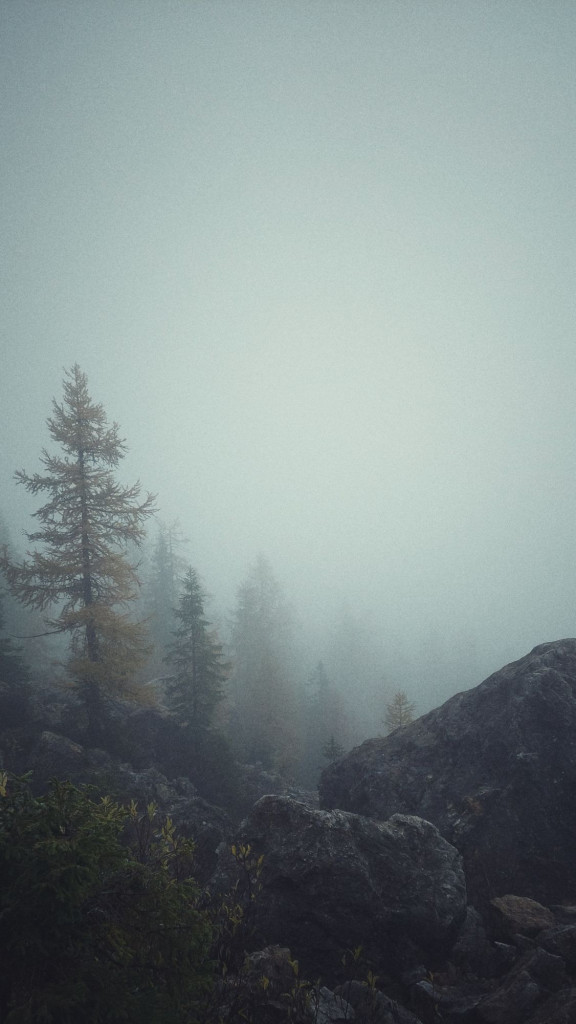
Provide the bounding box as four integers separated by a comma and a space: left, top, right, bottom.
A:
9, 729, 232, 882
215, 794, 466, 982
319, 640, 576, 908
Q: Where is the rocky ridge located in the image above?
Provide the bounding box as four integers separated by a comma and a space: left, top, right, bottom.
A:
320, 639, 576, 909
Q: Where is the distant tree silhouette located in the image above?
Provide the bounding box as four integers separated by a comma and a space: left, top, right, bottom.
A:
300, 661, 346, 783
321, 734, 345, 763
229, 556, 299, 774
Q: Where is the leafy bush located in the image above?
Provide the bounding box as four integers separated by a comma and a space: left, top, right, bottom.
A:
0, 773, 214, 1022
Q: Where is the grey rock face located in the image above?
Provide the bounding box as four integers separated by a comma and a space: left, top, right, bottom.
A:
319, 640, 576, 908
219, 794, 466, 982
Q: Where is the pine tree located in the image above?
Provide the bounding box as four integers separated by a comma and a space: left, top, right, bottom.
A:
384, 691, 416, 733
144, 520, 189, 676
0, 365, 156, 731
165, 567, 228, 727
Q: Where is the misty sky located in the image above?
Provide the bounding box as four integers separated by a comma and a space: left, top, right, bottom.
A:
2, 1, 576, 692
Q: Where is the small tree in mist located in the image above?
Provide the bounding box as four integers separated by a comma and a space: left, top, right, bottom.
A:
384, 691, 416, 733
0, 365, 156, 735
165, 567, 228, 728
299, 660, 346, 784
321, 734, 345, 763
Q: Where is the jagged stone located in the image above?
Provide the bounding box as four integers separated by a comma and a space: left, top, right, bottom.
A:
475, 947, 568, 1024
341, 979, 423, 1022
233, 761, 318, 817
320, 640, 576, 908
490, 895, 556, 941
315, 987, 356, 1023
216, 795, 466, 982
539, 925, 576, 972
450, 906, 517, 978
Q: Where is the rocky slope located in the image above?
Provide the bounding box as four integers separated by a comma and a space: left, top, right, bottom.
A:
319, 639, 576, 909
4, 641, 576, 1020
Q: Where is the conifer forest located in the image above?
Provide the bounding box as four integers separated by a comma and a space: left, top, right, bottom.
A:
3, 4, 576, 1021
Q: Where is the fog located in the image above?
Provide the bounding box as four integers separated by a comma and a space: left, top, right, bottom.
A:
2, 2, 576, 719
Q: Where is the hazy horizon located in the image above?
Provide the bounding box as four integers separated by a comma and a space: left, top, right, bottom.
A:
3, 1, 576, 713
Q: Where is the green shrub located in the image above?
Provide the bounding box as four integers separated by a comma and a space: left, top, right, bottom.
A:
0, 773, 214, 1022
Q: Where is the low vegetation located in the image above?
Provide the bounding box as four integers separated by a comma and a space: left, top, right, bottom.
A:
0, 772, 384, 1023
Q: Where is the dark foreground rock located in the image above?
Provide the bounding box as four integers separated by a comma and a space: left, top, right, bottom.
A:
8, 729, 232, 882
215, 794, 466, 983
213, 898, 576, 1024
320, 639, 576, 909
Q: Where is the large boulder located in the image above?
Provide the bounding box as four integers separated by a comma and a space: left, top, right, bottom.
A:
216, 794, 466, 982
319, 640, 576, 908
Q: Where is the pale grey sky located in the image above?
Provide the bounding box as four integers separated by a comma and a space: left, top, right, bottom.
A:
2, 1, 576, 692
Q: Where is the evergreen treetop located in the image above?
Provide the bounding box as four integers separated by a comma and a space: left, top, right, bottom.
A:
165, 566, 228, 728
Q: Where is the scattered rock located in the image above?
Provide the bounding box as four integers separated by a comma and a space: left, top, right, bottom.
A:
339, 979, 423, 1022
451, 906, 516, 978
233, 761, 318, 816
475, 947, 568, 1024
315, 987, 356, 1023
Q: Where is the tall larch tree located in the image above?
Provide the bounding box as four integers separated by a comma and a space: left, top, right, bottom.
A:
0, 365, 156, 734
164, 567, 228, 728
384, 690, 416, 733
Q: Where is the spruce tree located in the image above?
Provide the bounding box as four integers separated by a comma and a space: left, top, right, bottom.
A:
165, 567, 228, 727
0, 365, 156, 731
145, 521, 188, 676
